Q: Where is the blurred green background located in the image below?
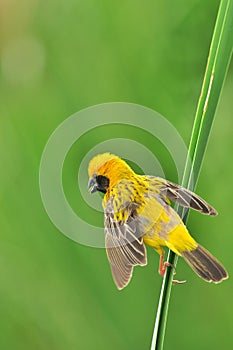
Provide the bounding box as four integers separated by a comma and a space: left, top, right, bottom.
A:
1, 0, 232, 349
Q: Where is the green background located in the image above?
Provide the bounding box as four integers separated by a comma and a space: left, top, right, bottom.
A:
1, 0, 232, 349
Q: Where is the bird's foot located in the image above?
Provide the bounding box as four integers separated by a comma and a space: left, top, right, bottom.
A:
159, 254, 186, 284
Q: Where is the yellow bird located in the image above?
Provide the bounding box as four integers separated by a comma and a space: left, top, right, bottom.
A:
88, 153, 228, 290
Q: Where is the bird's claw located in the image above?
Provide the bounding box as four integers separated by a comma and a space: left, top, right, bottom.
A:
159, 253, 186, 284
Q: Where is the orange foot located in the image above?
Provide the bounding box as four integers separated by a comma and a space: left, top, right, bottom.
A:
159, 252, 186, 284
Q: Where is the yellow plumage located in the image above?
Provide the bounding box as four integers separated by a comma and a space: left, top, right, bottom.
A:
88, 153, 228, 289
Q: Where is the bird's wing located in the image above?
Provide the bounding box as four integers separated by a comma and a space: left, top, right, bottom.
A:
147, 176, 217, 216
104, 185, 147, 290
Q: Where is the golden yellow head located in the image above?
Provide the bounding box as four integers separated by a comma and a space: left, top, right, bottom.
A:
88, 152, 134, 194
88, 152, 118, 178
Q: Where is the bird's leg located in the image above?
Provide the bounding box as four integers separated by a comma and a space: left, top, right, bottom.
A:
158, 250, 186, 284
158, 250, 174, 277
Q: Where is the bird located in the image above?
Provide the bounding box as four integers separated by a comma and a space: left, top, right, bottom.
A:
88, 152, 228, 290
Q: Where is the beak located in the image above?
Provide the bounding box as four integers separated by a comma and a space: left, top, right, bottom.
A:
88, 177, 98, 194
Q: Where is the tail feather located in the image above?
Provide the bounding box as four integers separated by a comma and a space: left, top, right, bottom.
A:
182, 244, 228, 283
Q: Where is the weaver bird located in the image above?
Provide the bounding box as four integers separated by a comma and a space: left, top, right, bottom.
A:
88, 153, 228, 290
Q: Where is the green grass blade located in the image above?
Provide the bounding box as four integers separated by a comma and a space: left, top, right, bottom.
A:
150, 1, 233, 349
182, 0, 233, 190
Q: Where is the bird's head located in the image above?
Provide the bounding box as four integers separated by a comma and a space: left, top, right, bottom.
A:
88, 152, 134, 194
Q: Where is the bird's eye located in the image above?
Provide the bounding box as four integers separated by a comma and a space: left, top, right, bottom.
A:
93, 173, 97, 179
95, 175, 109, 193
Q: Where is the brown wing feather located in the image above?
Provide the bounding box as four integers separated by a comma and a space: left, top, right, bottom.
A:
156, 178, 218, 216
104, 198, 147, 290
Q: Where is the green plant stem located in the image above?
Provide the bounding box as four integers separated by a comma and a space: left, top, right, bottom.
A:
150, 1, 233, 349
